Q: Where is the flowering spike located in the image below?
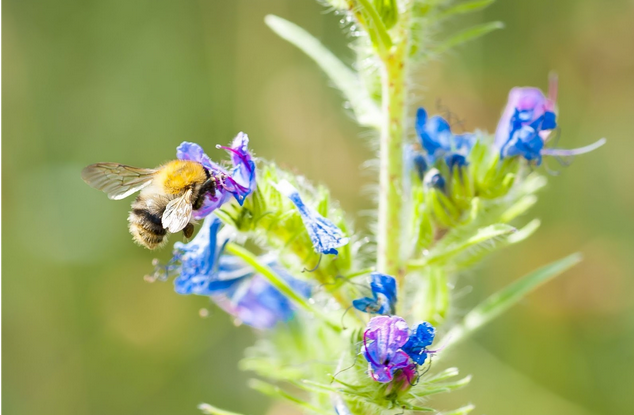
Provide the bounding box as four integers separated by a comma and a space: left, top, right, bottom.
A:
352, 273, 397, 315
275, 179, 349, 255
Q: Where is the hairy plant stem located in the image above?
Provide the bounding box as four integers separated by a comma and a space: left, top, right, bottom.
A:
377, 39, 408, 283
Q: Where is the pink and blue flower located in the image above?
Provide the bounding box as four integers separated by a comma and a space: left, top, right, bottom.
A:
362, 316, 437, 384
176, 132, 256, 219
495, 79, 605, 164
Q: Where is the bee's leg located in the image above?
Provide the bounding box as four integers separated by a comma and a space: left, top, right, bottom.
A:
183, 223, 195, 239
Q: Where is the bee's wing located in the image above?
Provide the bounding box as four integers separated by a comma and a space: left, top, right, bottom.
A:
81, 163, 157, 200
162, 189, 193, 233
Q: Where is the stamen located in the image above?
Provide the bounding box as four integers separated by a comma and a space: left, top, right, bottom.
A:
541, 138, 606, 157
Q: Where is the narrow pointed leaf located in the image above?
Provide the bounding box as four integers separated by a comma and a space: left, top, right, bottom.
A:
249, 379, 332, 415
437, 404, 476, 415
199, 404, 246, 415
409, 224, 516, 269
265, 15, 380, 127
435, 21, 504, 54
452, 220, 540, 270
438, 0, 495, 20
441, 253, 582, 351
355, 0, 393, 54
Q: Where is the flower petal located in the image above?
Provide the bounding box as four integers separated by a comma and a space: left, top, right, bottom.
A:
275, 180, 349, 255
402, 321, 436, 365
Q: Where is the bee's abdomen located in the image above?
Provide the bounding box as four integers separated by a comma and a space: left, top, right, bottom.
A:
128, 198, 167, 250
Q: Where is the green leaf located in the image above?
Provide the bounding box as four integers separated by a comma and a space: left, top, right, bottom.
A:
441, 253, 582, 351
413, 375, 472, 397
198, 403, 246, 415
249, 379, 332, 415
225, 243, 342, 332
438, 0, 495, 20
354, 0, 394, 55
373, 0, 399, 29
409, 224, 516, 269
500, 195, 538, 223
437, 404, 476, 415
453, 220, 540, 270
265, 15, 381, 128
425, 367, 460, 383
435, 21, 504, 54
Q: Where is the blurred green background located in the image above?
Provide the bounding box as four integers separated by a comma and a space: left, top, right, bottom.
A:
3, 0, 634, 414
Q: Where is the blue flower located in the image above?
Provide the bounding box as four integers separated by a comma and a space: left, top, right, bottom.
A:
495, 81, 605, 164
160, 215, 310, 329
415, 107, 475, 169
352, 273, 397, 315
423, 168, 446, 192
363, 316, 411, 383
401, 322, 436, 365
275, 180, 349, 255
213, 258, 311, 329
177, 132, 256, 219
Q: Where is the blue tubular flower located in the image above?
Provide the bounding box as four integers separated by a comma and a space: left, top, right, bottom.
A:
363, 316, 411, 383
415, 107, 475, 168
275, 180, 349, 255
495, 80, 605, 164
402, 322, 436, 365
163, 215, 310, 329
352, 273, 397, 315
171, 215, 234, 295
213, 257, 311, 329
177, 132, 256, 219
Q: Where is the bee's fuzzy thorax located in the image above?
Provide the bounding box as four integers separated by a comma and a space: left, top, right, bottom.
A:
156, 160, 208, 195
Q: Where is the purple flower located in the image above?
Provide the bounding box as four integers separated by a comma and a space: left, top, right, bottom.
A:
352, 273, 397, 315
415, 108, 475, 169
275, 180, 349, 255
176, 132, 256, 219
495, 86, 557, 150
363, 316, 411, 383
213, 261, 311, 329
401, 322, 436, 365
159, 215, 310, 329
495, 79, 605, 164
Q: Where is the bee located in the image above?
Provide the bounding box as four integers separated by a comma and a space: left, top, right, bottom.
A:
82, 160, 220, 249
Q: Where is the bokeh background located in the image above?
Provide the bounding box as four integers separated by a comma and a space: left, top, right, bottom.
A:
3, 0, 634, 414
